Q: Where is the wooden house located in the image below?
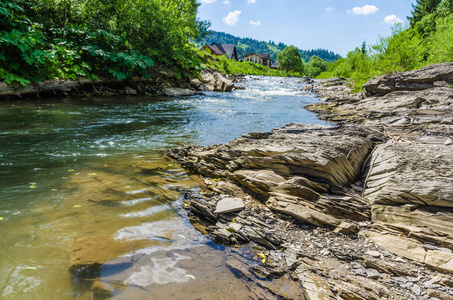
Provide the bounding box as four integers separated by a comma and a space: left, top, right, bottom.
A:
201, 43, 238, 61
244, 53, 272, 67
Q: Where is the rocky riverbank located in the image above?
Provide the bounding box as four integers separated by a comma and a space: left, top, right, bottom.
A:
0, 68, 236, 99
167, 63, 453, 299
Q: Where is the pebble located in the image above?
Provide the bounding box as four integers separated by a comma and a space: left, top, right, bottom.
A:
214, 197, 245, 214
365, 268, 381, 279
393, 257, 406, 263
423, 244, 439, 250
401, 282, 413, 289
391, 277, 409, 284
412, 284, 421, 295
365, 250, 381, 258
228, 222, 243, 232
424, 276, 442, 287
353, 268, 365, 274
320, 249, 330, 256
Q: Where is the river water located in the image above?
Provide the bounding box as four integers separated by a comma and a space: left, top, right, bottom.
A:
0, 76, 327, 299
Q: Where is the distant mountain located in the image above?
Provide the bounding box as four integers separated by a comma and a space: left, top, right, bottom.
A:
200, 31, 342, 62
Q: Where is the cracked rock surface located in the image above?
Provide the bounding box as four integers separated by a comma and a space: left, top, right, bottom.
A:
169, 63, 453, 299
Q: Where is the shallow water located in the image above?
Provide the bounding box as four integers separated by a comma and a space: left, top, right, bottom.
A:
0, 76, 327, 299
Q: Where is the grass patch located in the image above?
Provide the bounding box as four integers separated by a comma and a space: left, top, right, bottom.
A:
199, 51, 302, 77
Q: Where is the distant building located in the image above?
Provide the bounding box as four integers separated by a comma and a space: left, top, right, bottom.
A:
244, 53, 272, 67
270, 61, 279, 69
201, 43, 238, 61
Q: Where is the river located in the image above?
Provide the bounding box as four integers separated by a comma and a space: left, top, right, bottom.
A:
0, 76, 327, 299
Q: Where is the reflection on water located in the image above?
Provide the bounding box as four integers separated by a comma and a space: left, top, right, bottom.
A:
0, 76, 326, 299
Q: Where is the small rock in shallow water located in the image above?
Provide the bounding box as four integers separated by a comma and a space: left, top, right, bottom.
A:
91, 281, 116, 297
214, 197, 245, 214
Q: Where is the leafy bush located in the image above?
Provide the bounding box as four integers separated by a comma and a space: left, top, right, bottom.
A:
0, 2, 51, 84
1, 0, 208, 84
371, 25, 426, 73
427, 15, 453, 63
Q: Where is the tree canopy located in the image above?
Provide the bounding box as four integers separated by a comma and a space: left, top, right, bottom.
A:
201, 31, 341, 62
277, 46, 304, 73
0, 0, 209, 85
317, 0, 453, 89
408, 0, 442, 27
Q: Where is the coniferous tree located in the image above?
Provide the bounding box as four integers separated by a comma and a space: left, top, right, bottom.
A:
408, 0, 442, 27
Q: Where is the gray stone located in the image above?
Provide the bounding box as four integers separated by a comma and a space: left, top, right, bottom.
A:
412, 284, 422, 296
424, 276, 442, 287
91, 281, 116, 297
214, 197, 245, 214
228, 222, 243, 232
164, 88, 196, 97
363, 63, 453, 96
424, 244, 440, 250
333, 222, 357, 235
365, 250, 381, 258
195, 70, 235, 92
390, 277, 409, 284
365, 268, 381, 279
439, 248, 452, 254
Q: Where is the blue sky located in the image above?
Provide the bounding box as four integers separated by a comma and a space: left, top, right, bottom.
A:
197, 0, 417, 56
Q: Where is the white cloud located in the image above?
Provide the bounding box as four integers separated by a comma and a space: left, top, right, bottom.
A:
223, 10, 242, 25
250, 20, 261, 26
384, 15, 403, 24
248, 0, 256, 4
222, 0, 229, 4
200, 0, 216, 3
349, 5, 379, 15
325, 7, 334, 12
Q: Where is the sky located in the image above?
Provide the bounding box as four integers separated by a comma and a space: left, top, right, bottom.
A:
197, 0, 418, 56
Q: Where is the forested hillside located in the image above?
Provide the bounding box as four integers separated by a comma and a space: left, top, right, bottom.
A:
319, 0, 453, 88
0, 0, 209, 85
202, 31, 341, 62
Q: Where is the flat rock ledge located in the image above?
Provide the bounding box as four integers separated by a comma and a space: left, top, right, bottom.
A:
168, 63, 453, 300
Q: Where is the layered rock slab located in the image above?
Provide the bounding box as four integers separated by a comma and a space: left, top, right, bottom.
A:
169, 124, 381, 228
363, 141, 453, 272
365, 142, 453, 208
363, 62, 453, 96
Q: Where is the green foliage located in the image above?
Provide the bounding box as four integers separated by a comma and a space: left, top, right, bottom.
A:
199, 50, 293, 77
305, 56, 328, 77
409, 0, 442, 27
427, 15, 453, 63
319, 0, 453, 91
201, 31, 341, 62
277, 46, 305, 73
0, 1, 51, 84
371, 25, 426, 73
1, 0, 209, 84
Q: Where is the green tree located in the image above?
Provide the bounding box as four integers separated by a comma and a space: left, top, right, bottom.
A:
306, 55, 327, 77
277, 45, 304, 73
1, 0, 210, 84
427, 14, 453, 63
408, 0, 442, 27
372, 24, 426, 73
